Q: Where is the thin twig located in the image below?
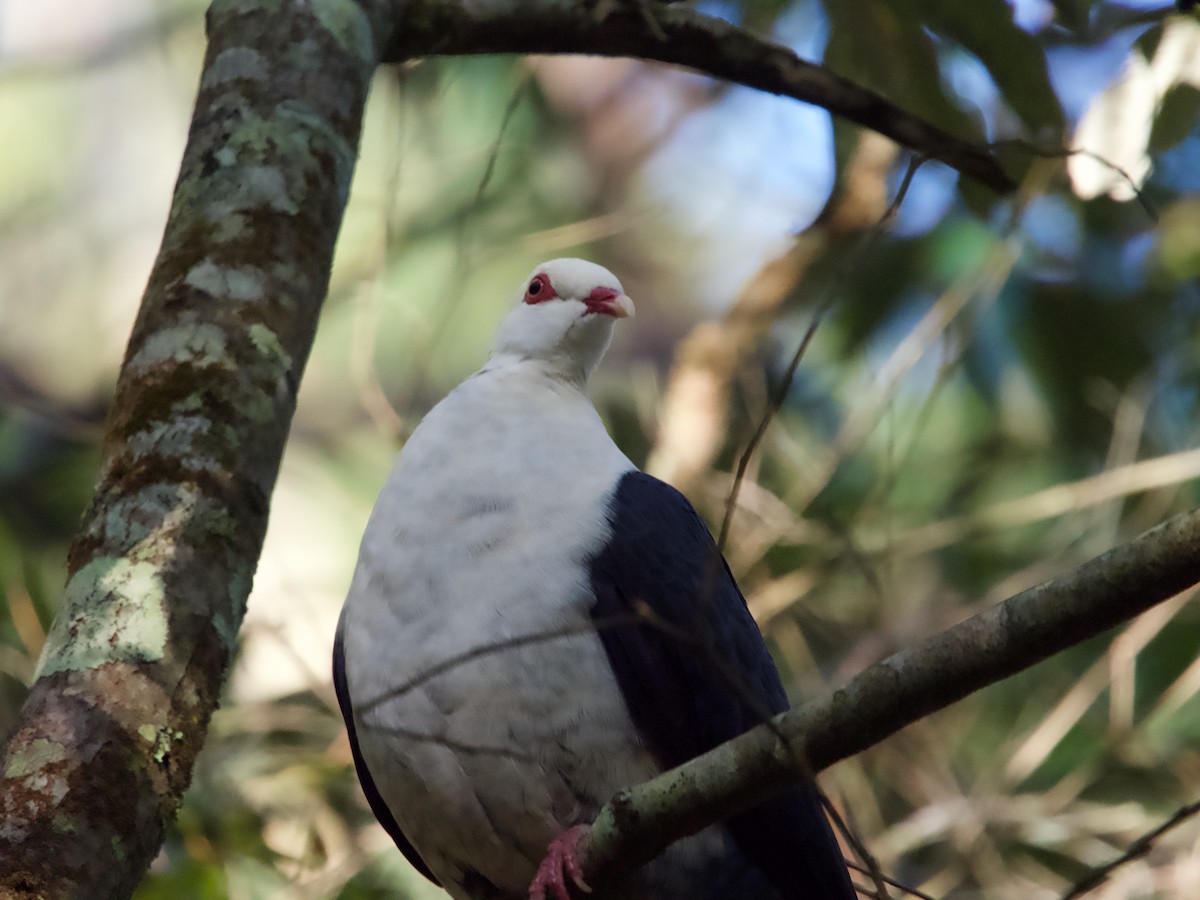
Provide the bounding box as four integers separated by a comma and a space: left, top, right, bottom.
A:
822, 795, 892, 899
356, 614, 640, 715
846, 859, 937, 900
397, 70, 533, 409
717, 155, 929, 552
990, 140, 1160, 222
580, 507, 1200, 890
796, 157, 1053, 519
1061, 797, 1200, 899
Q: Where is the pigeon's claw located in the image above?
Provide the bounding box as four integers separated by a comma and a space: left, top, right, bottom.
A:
529, 824, 593, 900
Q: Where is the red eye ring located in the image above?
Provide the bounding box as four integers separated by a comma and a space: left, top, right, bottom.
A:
524, 273, 557, 305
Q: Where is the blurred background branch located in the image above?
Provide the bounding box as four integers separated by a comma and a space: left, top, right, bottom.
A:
385, 0, 1019, 193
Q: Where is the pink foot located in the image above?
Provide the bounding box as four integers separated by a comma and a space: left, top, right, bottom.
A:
528, 824, 593, 900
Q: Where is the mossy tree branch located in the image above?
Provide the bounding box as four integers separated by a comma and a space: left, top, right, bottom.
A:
0, 1, 395, 895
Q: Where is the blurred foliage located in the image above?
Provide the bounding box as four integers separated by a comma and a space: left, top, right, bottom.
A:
2, 0, 1200, 897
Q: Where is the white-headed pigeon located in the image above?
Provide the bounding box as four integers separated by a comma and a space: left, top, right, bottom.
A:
333, 259, 855, 900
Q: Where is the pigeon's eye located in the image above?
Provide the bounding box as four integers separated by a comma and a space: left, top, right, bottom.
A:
524, 273, 556, 305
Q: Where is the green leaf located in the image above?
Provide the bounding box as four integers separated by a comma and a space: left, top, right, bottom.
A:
1047, 0, 1095, 32
1158, 198, 1200, 280
914, 0, 1066, 135
1149, 83, 1200, 152
823, 0, 984, 141
740, 0, 794, 30
1135, 21, 1165, 60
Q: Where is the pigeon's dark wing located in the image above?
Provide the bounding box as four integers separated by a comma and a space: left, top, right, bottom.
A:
589, 471, 855, 900
332, 613, 440, 886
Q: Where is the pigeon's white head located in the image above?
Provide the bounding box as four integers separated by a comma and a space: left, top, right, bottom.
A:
490, 258, 635, 382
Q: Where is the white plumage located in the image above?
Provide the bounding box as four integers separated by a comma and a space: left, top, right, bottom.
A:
339, 261, 648, 894
334, 259, 854, 900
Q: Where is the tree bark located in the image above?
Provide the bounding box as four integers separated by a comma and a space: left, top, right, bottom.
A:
0, 1, 393, 895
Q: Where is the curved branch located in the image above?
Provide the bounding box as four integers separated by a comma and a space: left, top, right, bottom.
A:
578, 507, 1200, 888
0, 2, 397, 895
385, 0, 1016, 194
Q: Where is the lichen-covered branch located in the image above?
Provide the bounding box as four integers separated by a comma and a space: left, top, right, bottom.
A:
384, 0, 1017, 194
0, 1, 396, 895
579, 507, 1200, 887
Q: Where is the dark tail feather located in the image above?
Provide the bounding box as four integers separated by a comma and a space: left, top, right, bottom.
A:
729, 783, 857, 900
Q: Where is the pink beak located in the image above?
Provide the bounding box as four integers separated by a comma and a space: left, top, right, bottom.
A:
584, 286, 635, 319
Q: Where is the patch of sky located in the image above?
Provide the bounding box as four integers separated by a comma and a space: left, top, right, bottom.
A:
1144, 320, 1200, 448
1008, 0, 1055, 33
1122, 230, 1156, 276
934, 38, 1001, 140
694, 0, 742, 26
1153, 132, 1200, 194
1021, 194, 1081, 280
637, 0, 834, 308
1082, 234, 1149, 299
864, 290, 949, 398
1151, 379, 1200, 448
890, 160, 959, 239
1046, 29, 1147, 122
962, 295, 1013, 401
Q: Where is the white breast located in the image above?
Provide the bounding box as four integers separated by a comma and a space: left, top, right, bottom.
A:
339, 365, 655, 896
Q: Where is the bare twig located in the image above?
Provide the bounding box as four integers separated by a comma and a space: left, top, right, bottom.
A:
1005, 592, 1192, 783
1062, 797, 1200, 899
847, 859, 937, 900
800, 225, 1019, 513
991, 140, 1159, 222
646, 132, 898, 495
717, 155, 928, 551
397, 70, 533, 409
823, 796, 893, 899
356, 614, 637, 716
351, 282, 406, 438
796, 158, 1055, 520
